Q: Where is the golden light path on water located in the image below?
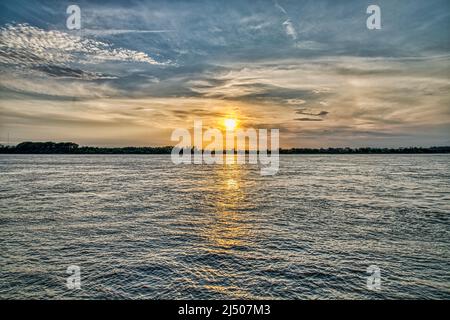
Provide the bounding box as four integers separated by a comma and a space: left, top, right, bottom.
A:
198, 158, 256, 297
206, 161, 246, 249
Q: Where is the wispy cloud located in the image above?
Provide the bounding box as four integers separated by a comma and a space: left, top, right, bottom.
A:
82, 29, 175, 37
0, 24, 164, 69
296, 109, 329, 117
282, 19, 297, 41
295, 117, 324, 122
274, 0, 288, 15
0, 73, 119, 99
274, 1, 297, 41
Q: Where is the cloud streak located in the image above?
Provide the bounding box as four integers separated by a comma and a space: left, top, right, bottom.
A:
0, 24, 163, 70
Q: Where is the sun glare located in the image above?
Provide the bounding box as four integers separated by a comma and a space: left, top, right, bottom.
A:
224, 118, 237, 131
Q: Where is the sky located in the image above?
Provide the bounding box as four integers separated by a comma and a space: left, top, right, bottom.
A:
0, 0, 449, 147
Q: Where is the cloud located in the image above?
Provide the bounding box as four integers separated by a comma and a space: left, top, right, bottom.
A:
0, 24, 163, 69
296, 109, 329, 117
285, 98, 306, 105
33, 65, 116, 80
82, 29, 174, 37
0, 73, 119, 99
170, 108, 225, 120
274, 0, 288, 15
274, 1, 298, 41
0, 23, 167, 98
282, 19, 297, 40
178, 55, 450, 144
294, 41, 327, 50
295, 118, 324, 122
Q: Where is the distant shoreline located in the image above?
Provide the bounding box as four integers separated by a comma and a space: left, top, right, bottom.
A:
0, 142, 449, 154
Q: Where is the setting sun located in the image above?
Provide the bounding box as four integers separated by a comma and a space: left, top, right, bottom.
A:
224, 118, 237, 131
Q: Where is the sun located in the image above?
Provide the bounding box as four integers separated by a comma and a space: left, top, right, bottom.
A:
224, 118, 237, 131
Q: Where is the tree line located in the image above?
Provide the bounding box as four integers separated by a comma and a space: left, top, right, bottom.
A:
0, 142, 449, 154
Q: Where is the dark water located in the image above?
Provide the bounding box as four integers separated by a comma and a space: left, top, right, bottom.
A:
0, 154, 449, 299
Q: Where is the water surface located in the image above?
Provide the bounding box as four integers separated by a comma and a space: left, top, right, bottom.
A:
0, 154, 449, 299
